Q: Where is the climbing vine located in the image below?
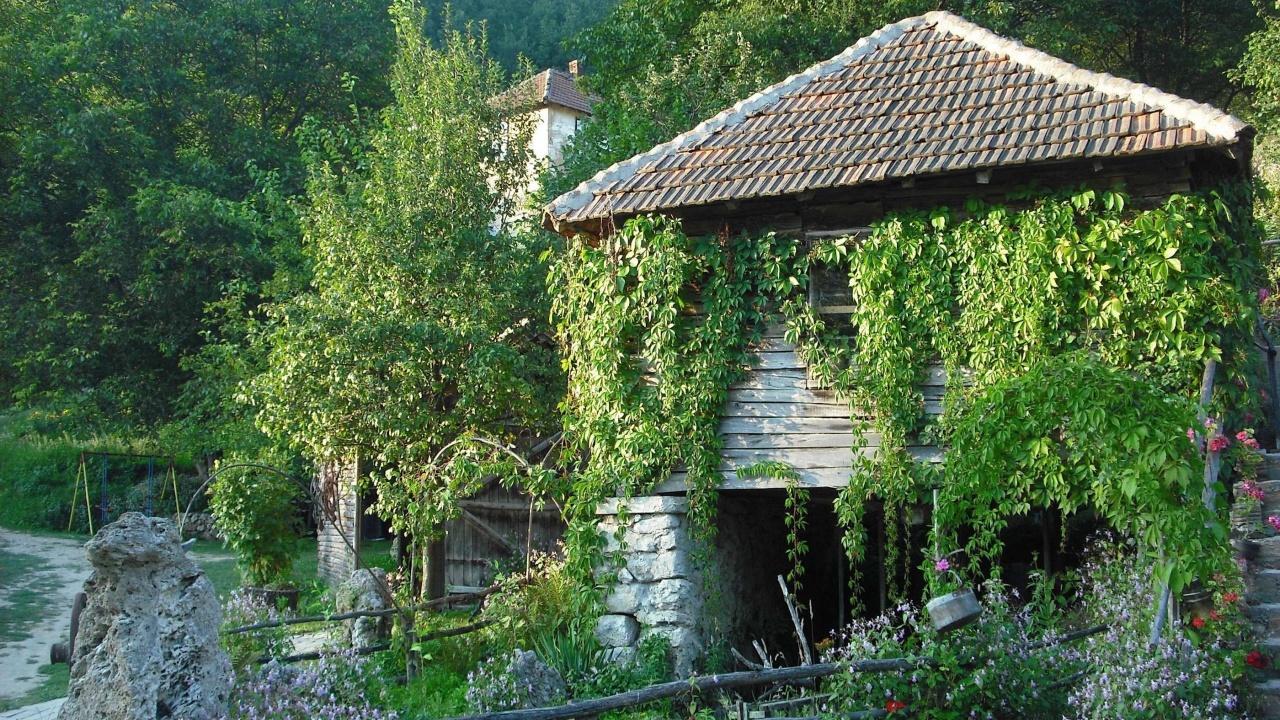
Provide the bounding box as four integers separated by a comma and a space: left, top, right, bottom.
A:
548, 216, 804, 583
552, 184, 1262, 611
795, 186, 1262, 594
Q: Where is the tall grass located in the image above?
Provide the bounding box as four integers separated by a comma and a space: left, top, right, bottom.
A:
0, 409, 200, 532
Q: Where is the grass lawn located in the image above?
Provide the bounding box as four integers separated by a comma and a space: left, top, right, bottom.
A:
188, 536, 396, 600
0, 664, 69, 712
0, 549, 60, 644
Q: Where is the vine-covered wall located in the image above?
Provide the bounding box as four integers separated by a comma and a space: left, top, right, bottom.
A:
551, 182, 1263, 647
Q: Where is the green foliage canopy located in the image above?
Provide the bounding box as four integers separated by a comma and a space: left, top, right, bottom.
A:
249, 0, 561, 540
0, 0, 396, 427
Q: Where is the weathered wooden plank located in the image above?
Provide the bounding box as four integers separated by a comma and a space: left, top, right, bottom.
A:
730, 369, 808, 390
719, 416, 855, 434
747, 336, 796, 352
727, 387, 842, 405
720, 432, 873, 449
750, 350, 806, 370
721, 447, 856, 468
721, 400, 850, 418
660, 448, 941, 491
658, 467, 854, 492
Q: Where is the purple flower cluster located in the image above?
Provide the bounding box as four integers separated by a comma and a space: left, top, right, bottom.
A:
223, 649, 397, 720
1067, 537, 1243, 719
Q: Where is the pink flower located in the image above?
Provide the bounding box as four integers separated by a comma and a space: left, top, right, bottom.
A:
935, 558, 950, 572
1242, 480, 1266, 502
1209, 434, 1231, 453
1268, 515, 1280, 533
1261, 287, 1271, 303
1188, 428, 1198, 443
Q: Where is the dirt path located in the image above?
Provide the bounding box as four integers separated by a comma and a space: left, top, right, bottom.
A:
0, 530, 90, 700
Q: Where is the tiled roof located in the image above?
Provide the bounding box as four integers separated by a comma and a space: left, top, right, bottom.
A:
545, 11, 1250, 229
509, 68, 595, 115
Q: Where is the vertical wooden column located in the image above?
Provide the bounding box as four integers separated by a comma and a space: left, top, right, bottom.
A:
426, 529, 447, 600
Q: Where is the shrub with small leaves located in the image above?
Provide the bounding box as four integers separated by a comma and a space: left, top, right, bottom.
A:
220, 589, 290, 672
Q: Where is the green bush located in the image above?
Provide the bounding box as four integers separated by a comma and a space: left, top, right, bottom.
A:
208, 460, 303, 587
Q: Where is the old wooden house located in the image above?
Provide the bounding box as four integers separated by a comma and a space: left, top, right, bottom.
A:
542, 10, 1253, 670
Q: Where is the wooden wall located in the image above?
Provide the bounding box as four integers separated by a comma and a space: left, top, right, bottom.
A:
443, 479, 566, 591
657, 327, 946, 493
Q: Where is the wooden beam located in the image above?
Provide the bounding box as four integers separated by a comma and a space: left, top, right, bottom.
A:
460, 509, 518, 555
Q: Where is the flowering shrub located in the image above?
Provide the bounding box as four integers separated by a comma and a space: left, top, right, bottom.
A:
221, 589, 291, 671
823, 578, 1081, 719
825, 538, 1256, 719
1066, 542, 1248, 719
224, 649, 396, 720
465, 649, 566, 712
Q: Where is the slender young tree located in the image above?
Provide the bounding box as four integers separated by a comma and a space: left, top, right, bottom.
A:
249, 0, 562, 540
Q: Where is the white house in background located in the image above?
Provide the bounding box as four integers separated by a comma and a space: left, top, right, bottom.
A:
494, 62, 596, 230
521, 61, 595, 167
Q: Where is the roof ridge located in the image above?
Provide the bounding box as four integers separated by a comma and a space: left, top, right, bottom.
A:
923, 10, 1247, 140
545, 13, 932, 220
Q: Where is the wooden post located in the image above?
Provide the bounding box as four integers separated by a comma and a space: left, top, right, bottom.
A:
427, 528, 448, 601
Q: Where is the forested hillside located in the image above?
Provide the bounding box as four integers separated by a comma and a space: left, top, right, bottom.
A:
424, 0, 618, 72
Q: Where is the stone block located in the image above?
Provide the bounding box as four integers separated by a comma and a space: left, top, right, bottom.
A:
1243, 603, 1280, 635
627, 550, 693, 582
605, 582, 645, 614
626, 530, 680, 553
597, 496, 689, 516
596, 614, 641, 647
634, 608, 698, 627
631, 514, 683, 535
1258, 537, 1280, 570
1249, 570, 1280, 605
647, 579, 699, 612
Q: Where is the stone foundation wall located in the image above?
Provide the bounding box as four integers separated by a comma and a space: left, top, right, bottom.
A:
595, 496, 704, 676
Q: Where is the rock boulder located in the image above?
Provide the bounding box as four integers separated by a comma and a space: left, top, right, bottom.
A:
59, 513, 230, 720
335, 568, 393, 649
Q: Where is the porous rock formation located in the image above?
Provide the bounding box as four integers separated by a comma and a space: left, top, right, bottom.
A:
335, 568, 392, 649
59, 512, 230, 720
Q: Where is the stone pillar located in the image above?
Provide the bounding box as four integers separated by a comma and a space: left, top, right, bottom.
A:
595, 496, 704, 676
316, 458, 362, 588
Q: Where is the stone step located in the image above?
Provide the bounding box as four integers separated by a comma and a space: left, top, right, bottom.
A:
1242, 603, 1280, 634
1257, 679, 1280, 696
1254, 679, 1280, 719
1252, 537, 1280, 571
1258, 640, 1280, 680
1247, 570, 1280, 604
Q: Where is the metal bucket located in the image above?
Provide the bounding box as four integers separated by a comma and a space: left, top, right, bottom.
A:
926, 587, 982, 633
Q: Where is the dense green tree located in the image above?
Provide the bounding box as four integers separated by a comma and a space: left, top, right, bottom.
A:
249, 0, 562, 538
0, 0, 395, 428
422, 0, 617, 73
